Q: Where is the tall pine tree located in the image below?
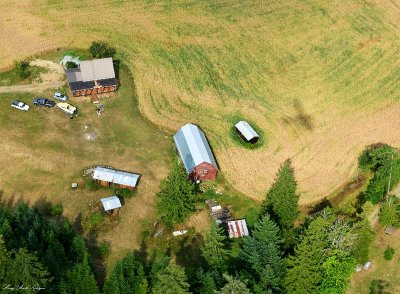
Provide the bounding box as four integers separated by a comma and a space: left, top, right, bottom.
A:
240, 214, 285, 293
201, 223, 229, 270
262, 160, 298, 229
156, 160, 195, 227
151, 263, 190, 294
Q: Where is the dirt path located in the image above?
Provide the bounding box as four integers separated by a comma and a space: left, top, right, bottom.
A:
0, 59, 65, 94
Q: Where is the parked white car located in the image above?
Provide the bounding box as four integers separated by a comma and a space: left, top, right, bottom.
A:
11, 100, 29, 111
56, 102, 77, 117
53, 92, 67, 101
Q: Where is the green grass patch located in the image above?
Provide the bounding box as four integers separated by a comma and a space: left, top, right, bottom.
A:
228, 114, 265, 150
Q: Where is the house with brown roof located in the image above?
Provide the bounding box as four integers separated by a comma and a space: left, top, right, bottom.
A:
65, 57, 117, 96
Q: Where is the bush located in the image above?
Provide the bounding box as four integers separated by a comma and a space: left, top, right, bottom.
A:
114, 188, 134, 198
98, 241, 110, 257
65, 61, 78, 69
51, 203, 63, 216
15, 61, 30, 79
384, 246, 394, 260
85, 211, 105, 231
89, 42, 116, 58
85, 178, 101, 191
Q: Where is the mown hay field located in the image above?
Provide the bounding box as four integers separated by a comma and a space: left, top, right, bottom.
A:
0, 0, 399, 205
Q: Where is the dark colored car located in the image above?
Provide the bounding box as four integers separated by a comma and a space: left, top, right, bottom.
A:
33, 97, 56, 108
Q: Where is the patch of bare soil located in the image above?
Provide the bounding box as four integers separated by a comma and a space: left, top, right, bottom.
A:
0, 59, 65, 93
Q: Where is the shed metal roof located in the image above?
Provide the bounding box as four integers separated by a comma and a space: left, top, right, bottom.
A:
173, 124, 218, 173
80, 58, 115, 82
235, 121, 259, 141
93, 167, 140, 187
227, 219, 249, 238
101, 196, 121, 211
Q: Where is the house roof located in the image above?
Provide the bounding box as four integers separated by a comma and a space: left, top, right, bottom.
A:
100, 196, 122, 211
98, 78, 118, 87
235, 121, 259, 141
173, 124, 218, 173
65, 68, 82, 83
227, 219, 249, 238
80, 58, 115, 82
93, 167, 140, 187
69, 81, 95, 91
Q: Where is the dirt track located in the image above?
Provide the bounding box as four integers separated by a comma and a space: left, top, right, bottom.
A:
0, 59, 65, 93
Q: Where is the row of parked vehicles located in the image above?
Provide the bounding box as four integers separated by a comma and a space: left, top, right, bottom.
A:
11, 92, 77, 117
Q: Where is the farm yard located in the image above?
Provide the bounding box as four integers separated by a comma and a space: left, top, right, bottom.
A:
1, 1, 399, 205
0, 57, 172, 268
0, 0, 400, 291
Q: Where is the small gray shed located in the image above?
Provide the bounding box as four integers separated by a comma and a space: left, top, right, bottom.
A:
101, 196, 122, 212
235, 121, 259, 143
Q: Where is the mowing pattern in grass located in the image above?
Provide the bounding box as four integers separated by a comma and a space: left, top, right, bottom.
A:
1, 1, 400, 204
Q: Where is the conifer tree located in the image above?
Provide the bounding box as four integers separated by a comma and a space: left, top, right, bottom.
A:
217, 274, 252, 294
262, 160, 298, 229
201, 223, 229, 270
156, 160, 196, 227
240, 214, 285, 293
151, 263, 190, 294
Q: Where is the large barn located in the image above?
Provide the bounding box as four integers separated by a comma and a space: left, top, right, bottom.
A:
65, 57, 117, 97
173, 123, 218, 181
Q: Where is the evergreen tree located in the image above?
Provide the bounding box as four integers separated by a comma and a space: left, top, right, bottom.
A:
0, 235, 11, 284
199, 272, 217, 294
59, 256, 99, 294
284, 210, 336, 294
217, 274, 252, 294
103, 253, 147, 294
351, 219, 375, 264
9, 248, 52, 288
156, 160, 196, 227
240, 214, 285, 293
151, 263, 190, 294
201, 223, 229, 269
262, 160, 298, 229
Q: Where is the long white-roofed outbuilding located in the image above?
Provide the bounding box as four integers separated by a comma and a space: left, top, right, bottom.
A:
173, 123, 218, 181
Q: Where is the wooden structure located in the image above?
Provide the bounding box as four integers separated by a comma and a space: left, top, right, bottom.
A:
92, 166, 140, 190
174, 124, 218, 181
66, 58, 117, 97
235, 121, 259, 143
205, 199, 232, 224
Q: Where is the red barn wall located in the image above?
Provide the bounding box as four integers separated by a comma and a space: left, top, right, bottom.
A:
191, 162, 218, 181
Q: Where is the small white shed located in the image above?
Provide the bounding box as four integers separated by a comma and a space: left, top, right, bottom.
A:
100, 196, 122, 212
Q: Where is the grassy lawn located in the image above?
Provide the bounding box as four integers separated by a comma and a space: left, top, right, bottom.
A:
0, 64, 48, 86
348, 227, 400, 294
0, 56, 172, 271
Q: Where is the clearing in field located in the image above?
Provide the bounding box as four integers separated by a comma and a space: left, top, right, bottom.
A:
1, 1, 399, 204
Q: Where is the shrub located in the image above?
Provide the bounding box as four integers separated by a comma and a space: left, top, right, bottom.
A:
98, 241, 110, 257
65, 61, 78, 69
15, 61, 30, 79
114, 187, 134, 198
85, 178, 101, 191
85, 211, 105, 231
51, 203, 63, 216
89, 42, 116, 58
384, 246, 394, 260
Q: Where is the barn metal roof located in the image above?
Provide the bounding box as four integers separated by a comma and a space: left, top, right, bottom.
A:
173, 124, 218, 173
100, 196, 121, 211
80, 58, 115, 82
227, 219, 249, 238
93, 167, 140, 187
235, 121, 259, 141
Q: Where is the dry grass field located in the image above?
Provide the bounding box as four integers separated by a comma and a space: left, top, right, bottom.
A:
0, 1, 399, 205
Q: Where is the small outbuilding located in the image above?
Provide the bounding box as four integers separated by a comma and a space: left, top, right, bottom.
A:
235, 121, 259, 143
173, 123, 218, 181
66, 57, 117, 97
101, 195, 122, 213
227, 219, 249, 238
92, 166, 140, 190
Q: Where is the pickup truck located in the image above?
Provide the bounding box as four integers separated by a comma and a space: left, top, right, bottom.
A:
33, 97, 56, 108
11, 100, 29, 111
56, 102, 77, 117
